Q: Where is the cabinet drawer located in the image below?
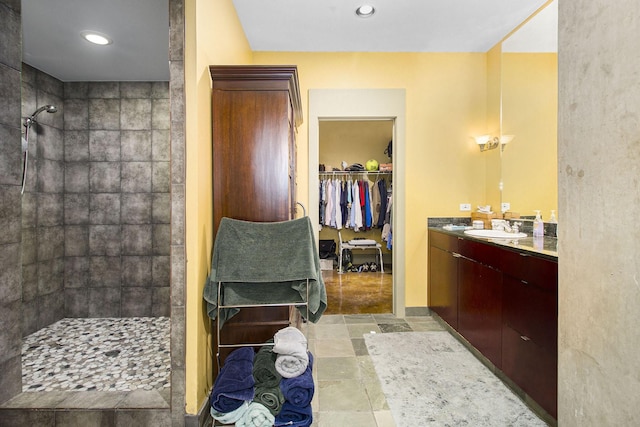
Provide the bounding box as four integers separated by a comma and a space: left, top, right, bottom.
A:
458, 238, 502, 270
502, 324, 557, 418
503, 275, 557, 352
429, 230, 459, 252
500, 249, 557, 291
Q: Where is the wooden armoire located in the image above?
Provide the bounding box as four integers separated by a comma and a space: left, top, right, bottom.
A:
209, 65, 303, 371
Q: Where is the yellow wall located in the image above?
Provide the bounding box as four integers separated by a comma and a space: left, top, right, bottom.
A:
485, 44, 502, 209
184, 0, 252, 414
254, 51, 488, 306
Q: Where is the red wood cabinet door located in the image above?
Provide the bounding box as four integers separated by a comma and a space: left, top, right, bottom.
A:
212, 89, 292, 235
428, 245, 459, 330
458, 257, 503, 368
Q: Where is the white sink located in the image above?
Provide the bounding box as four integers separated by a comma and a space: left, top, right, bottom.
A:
464, 229, 527, 239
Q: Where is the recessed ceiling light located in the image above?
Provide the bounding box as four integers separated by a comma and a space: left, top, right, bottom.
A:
81, 31, 112, 46
356, 4, 375, 18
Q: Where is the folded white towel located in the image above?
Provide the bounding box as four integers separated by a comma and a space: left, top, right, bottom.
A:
210, 400, 249, 424
236, 401, 274, 427
272, 327, 309, 378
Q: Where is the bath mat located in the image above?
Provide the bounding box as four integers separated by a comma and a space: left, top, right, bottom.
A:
364, 331, 548, 426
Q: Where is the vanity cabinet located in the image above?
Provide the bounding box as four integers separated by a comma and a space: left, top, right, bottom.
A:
428, 229, 558, 419
428, 232, 459, 329
501, 250, 558, 418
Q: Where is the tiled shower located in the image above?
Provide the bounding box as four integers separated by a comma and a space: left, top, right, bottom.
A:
20, 65, 171, 335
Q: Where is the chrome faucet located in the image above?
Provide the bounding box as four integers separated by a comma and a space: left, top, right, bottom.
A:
500, 220, 522, 234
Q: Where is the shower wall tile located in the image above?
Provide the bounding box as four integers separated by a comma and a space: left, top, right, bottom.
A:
152, 193, 171, 224
65, 225, 89, 257
37, 193, 64, 226
88, 82, 120, 99
39, 126, 64, 161
64, 256, 89, 289
89, 257, 121, 288
122, 224, 153, 255
36, 71, 63, 99
64, 130, 90, 161
65, 162, 90, 193
152, 129, 170, 161
88, 287, 121, 317
90, 130, 121, 161
0, 124, 20, 185
0, 186, 21, 244
152, 81, 170, 99
152, 98, 171, 130
122, 256, 152, 287
90, 162, 121, 193
121, 193, 152, 224
38, 159, 65, 193
22, 264, 38, 302
21, 193, 36, 229
0, 243, 21, 303
64, 288, 89, 317
153, 224, 171, 256
121, 162, 152, 192
21, 228, 37, 265
152, 287, 171, 317
121, 98, 152, 130
121, 82, 152, 98
121, 287, 153, 317
0, 5, 21, 70
89, 225, 121, 256
170, 124, 185, 185
0, 300, 22, 363
34, 91, 63, 129
37, 226, 64, 261
23, 152, 38, 193
90, 193, 121, 224
64, 99, 89, 130
152, 256, 170, 287
22, 299, 38, 337
37, 258, 64, 296
152, 161, 170, 193
0, 65, 21, 127
64, 193, 90, 224
64, 82, 88, 99
89, 99, 120, 130
37, 291, 64, 328
122, 130, 152, 161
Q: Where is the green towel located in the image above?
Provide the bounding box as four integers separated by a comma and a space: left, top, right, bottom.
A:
203, 217, 327, 327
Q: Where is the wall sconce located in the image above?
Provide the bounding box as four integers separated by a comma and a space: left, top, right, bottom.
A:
475, 134, 515, 152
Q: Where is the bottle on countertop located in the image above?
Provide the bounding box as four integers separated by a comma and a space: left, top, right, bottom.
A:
533, 210, 544, 237
550, 210, 557, 223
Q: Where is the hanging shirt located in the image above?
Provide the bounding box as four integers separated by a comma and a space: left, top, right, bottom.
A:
334, 179, 342, 229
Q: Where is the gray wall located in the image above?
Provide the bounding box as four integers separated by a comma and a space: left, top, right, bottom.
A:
0, 0, 25, 405
558, 0, 640, 425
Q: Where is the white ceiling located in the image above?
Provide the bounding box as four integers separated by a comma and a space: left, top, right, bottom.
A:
21, 0, 555, 82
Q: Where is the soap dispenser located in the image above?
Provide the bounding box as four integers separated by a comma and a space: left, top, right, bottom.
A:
533, 210, 544, 237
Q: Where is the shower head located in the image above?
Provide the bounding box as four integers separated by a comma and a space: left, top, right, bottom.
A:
24, 105, 57, 128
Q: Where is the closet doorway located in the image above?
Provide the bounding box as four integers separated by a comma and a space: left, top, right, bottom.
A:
319, 120, 393, 314
308, 88, 406, 318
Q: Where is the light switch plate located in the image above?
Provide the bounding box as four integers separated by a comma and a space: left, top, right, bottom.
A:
501, 202, 511, 212
459, 203, 471, 211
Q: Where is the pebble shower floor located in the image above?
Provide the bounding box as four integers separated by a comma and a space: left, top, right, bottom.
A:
22, 317, 170, 392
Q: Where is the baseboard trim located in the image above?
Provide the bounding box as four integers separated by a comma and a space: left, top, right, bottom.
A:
184, 393, 211, 427
405, 306, 430, 317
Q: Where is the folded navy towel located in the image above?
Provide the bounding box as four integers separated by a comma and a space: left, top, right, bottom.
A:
274, 401, 313, 427
280, 352, 314, 407
210, 347, 256, 413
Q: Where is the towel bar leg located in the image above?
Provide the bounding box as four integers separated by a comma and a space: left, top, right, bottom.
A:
378, 248, 384, 273
338, 248, 344, 274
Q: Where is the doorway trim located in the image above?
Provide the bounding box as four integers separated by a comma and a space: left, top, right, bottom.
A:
308, 89, 406, 318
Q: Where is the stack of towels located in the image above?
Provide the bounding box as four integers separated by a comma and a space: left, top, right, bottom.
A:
210, 326, 314, 427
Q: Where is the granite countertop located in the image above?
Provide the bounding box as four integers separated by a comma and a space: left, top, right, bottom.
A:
429, 226, 558, 260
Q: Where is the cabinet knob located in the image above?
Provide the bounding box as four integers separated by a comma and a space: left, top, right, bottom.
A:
520, 335, 531, 341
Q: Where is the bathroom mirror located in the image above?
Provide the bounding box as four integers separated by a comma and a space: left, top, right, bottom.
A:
500, 0, 558, 219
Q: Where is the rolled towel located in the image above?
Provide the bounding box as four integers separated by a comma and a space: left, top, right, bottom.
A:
254, 384, 285, 416
210, 400, 249, 425
280, 352, 314, 407
210, 347, 255, 413
274, 401, 313, 427
236, 401, 275, 427
253, 344, 282, 388
272, 327, 309, 378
